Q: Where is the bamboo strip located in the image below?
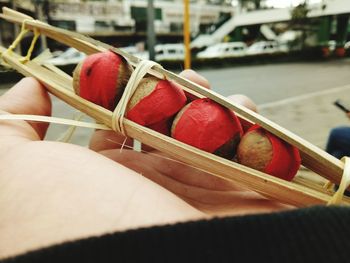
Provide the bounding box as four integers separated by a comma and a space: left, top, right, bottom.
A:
293, 176, 332, 195
0, 45, 348, 207
0, 7, 344, 186
0, 113, 109, 130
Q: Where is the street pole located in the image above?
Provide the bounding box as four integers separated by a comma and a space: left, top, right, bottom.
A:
147, 0, 156, 61
34, 0, 48, 51
10, 0, 21, 54
0, 21, 3, 46
183, 0, 191, 69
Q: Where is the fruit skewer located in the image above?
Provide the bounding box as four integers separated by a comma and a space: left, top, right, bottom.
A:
0, 7, 348, 207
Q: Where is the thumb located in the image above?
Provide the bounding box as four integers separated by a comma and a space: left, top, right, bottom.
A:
0, 77, 52, 142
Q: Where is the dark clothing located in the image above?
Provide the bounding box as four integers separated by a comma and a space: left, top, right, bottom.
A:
326, 126, 350, 159
2, 206, 350, 263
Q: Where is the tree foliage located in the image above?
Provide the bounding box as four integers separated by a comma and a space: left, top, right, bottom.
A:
290, 2, 310, 26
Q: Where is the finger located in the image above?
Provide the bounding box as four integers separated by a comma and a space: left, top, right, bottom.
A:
0, 77, 51, 142
227, 94, 257, 112
89, 69, 211, 152
179, 69, 211, 89
227, 95, 257, 132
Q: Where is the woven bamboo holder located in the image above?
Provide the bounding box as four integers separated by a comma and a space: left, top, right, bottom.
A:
1, 7, 349, 207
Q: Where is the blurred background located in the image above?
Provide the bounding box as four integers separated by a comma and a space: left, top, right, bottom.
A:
0, 0, 349, 151
1, 0, 350, 66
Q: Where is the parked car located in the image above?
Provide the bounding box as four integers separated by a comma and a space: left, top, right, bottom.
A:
47, 48, 86, 66
155, 44, 185, 61
345, 41, 350, 56
120, 44, 185, 61
197, 42, 247, 59
246, 41, 280, 55
120, 46, 149, 60
328, 40, 336, 52
344, 41, 350, 50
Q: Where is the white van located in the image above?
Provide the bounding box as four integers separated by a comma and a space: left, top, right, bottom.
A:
197, 42, 247, 59
155, 44, 185, 61
47, 48, 86, 66
246, 41, 279, 55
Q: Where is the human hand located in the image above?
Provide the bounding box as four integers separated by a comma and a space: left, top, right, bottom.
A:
0, 72, 291, 258
0, 77, 205, 258
90, 69, 291, 216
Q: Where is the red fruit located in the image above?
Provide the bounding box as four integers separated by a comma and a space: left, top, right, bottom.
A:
73, 51, 132, 111
237, 125, 301, 181
126, 77, 187, 128
171, 98, 243, 159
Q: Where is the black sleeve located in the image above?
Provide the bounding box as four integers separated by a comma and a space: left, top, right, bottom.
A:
3, 206, 350, 263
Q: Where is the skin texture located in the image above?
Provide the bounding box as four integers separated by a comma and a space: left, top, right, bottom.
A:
0, 70, 292, 259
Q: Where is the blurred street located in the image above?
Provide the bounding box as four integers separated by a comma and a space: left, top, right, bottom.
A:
1, 58, 350, 150
200, 58, 350, 104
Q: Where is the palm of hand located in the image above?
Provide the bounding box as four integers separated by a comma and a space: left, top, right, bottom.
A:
91, 130, 290, 216
0, 75, 290, 259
